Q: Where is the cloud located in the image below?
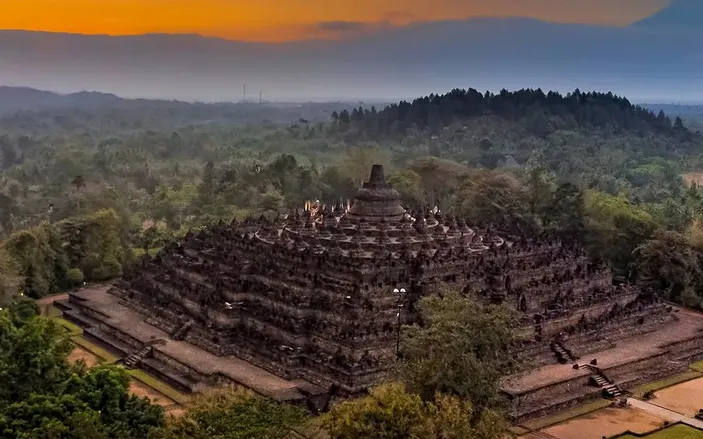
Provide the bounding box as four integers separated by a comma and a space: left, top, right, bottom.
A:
315, 21, 370, 32
311, 20, 397, 38
381, 10, 418, 25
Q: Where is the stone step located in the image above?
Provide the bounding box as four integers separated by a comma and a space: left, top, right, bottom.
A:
122, 345, 153, 369
171, 320, 194, 341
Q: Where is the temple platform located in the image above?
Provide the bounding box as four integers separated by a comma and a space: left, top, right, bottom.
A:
502, 307, 703, 423
56, 285, 318, 404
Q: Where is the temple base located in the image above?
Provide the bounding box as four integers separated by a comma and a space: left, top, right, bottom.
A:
57, 285, 338, 409
502, 307, 703, 423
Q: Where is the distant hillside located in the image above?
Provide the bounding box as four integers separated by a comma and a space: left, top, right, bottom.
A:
643, 103, 703, 131
0, 86, 364, 130
642, 103, 703, 118
0, 86, 159, 114
0, 22, 701, 102
335, 88, 692, 137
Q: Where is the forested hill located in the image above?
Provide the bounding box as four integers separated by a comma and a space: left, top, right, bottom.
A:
333, 88, 694, 138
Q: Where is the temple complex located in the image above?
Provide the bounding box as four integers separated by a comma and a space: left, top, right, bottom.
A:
58, 164, 703, 421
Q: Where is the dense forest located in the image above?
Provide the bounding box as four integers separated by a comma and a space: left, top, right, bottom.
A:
2, 87, 703, 437
1, 88, 703, 303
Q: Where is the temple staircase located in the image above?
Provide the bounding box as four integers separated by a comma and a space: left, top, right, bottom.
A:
123, 345, 153, 369
586, 366, 624, 398
551, 340, 575, 364
171, 320, 193, 341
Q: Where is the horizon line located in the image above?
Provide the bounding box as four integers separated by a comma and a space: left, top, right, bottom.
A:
0, 17, 639, 44
2, 84, 701, 107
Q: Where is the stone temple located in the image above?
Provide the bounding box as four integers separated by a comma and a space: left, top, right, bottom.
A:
58, 164, 703, 420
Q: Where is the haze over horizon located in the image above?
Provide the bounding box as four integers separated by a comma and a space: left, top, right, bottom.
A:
0, 0, 700, 103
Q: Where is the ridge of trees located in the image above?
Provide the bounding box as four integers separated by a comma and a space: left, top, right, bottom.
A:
332, 88, 692, 138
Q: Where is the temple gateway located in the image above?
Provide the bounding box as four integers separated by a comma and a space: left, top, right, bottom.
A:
59, 165, 703, 420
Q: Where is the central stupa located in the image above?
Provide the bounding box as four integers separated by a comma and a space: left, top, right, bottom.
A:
344, 164, 407, 222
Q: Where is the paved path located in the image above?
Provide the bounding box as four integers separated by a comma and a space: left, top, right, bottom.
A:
628, 398, 703, 429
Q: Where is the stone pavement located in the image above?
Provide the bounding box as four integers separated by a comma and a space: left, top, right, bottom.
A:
628, 398, 703, 429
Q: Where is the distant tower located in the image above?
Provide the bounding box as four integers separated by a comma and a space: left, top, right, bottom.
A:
260, 91, 262, 105
243, 84, 246, 103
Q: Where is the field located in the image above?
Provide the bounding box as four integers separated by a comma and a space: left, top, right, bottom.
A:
530, 407, 665, 439
616, 424, 703, 438
649, 377, 703, 417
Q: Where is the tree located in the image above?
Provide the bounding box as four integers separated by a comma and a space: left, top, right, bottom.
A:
198, 161, 216, 204
544, 182, 587, 242
584, 190, 657, 273
0, 308, 164, 438
0, 309, 74, 404
321, 383, 505, 439
0, 393, 108, 439
674, 116, 685, 131
453, 170, 530, 231
399, 288, 521, 415
343, 147, 389, 188
71, 175, 86, 193
151, 386, 306, 439
63, 366, 164, 439
387, 170, 426, 208
527, 167, 553, 226
6, 296, 40, 327
410, 157, 467, 210
256, 190, 285, 216
3, 225, 59, 298
633, 231, 703, 307
0, 248, 22, 306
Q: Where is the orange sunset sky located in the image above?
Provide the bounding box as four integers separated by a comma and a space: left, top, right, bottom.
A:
1, 0, 669, 42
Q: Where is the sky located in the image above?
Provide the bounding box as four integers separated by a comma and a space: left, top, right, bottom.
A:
0, 0, 669, 42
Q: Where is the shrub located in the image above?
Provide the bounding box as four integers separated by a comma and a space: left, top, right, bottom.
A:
66, 268, 85, 286
90, 258, 122, 281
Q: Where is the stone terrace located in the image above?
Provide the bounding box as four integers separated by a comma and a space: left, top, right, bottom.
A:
503, 306, 703, 422
60, 285, 304, 401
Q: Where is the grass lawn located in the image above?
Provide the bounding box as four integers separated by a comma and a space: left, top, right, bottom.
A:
631, 371, 703, 398
520, 398, 612, 431
46, 305, 63, 318
54, 317, 83, 336
128, 369, 191, 406
616, 423, 703, 438
70, 335, 119, 364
